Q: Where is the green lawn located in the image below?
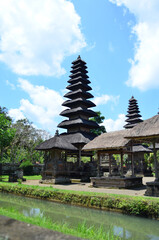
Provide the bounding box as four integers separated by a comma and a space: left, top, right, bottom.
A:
0, 175, 41, 181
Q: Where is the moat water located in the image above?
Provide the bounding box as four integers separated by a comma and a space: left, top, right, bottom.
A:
0, 192, 159, 240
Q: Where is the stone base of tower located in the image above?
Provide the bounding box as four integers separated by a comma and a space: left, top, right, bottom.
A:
145, 181, 159, 197
90, 176, 143, 189
40, 175, 71, 184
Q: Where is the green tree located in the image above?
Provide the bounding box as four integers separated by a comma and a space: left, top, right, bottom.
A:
10, 118, 47, 164
0, 113, 16, 161
90, 111, 106, 136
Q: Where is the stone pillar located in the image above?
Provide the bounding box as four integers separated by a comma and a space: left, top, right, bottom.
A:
153, 141, 159, 181
78, 146, 82, 167
97, 151, 100, 177
109, 154, 112, 176
131, 142, 135, 176
121, 152, 124, 177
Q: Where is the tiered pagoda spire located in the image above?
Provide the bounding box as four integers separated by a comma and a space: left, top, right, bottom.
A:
124, 96, 143, 129
58, 56, 99, 147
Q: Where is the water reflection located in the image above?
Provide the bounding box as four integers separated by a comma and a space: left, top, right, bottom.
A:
0, 192, 159, 240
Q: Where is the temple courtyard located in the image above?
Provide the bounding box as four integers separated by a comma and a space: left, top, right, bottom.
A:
23, 176, 155, 197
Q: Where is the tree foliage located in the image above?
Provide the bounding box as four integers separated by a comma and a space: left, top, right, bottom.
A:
0, 113, 16, 161
0, 106, 51, 164
90, 111, 106, 136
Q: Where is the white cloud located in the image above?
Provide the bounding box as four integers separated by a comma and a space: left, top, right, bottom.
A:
109, 0, 159, 91
103, 113, 126, 132
6, 80, 16, 90
9, 108, 25, 121
94, 94, 120, 106
0, 0, 86, 76
9, 78, 64, 132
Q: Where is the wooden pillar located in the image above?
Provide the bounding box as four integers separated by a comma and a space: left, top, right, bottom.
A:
153, 141, 159, 181
97, 151, 100, 177
109, 154, 112, 176
78, 146, 82, 167
131, 141, 135, 176
121, 152, 124, 177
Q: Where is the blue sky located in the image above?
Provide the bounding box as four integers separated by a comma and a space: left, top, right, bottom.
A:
0, 0, 159, 134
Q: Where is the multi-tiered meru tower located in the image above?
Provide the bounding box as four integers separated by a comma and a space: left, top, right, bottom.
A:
58, 56, 99, 158
124, 96, 143, 129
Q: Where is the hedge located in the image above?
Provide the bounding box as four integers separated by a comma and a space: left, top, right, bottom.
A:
0, 183, 159, 219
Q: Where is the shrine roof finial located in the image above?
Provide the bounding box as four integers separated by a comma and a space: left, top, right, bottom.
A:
77, 55, 81, 59
55, 129, 59, 136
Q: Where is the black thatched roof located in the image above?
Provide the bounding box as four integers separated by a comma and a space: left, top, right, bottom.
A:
72, 55, 86, 65
66, 82, 92, 91
62, 98, 96, 108
60, 107, 97, 118
58, 118, 99, 129
68, 77, 90, 84
35, 135, 77, 151
64, 89, 93, 99
60, 131, 96, 145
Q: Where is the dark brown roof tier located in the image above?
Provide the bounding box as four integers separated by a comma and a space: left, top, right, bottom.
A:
126, 113, 142, 118
126, 118, 143, 123
66, 82, 92, 91
72, 55, 86, 65
68, 77, 90, 84
70, 67, 88, 74
62, 98, 96, 108
69, 72, 89, 79
35, 135, 77, 151
64, 89, 93, 99
60, 107, 97, 118
71, 61, 86, 69
60, 131, 96, 145
58, 118, 99, 129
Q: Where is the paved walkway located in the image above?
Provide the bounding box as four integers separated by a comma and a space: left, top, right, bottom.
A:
23, 177, 155, 197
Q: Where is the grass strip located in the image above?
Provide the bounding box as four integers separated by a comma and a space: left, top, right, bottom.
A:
0, 207, 121, 240
1, 175, 41, 181
0, 182, 159, 219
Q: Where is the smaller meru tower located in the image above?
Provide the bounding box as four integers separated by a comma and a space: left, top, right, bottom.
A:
124, 96, 143, 129
58, 56, 99, 158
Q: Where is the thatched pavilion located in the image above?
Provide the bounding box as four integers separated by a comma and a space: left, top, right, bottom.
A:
83, 129, 143, 188
125, 114, 159, 196
36, 131, 78, 184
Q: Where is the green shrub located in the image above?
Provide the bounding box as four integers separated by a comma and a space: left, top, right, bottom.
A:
0, 183, 159, 220
20, 160, 33, 175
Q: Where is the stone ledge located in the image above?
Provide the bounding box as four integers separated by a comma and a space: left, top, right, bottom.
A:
90, 176, 143, 189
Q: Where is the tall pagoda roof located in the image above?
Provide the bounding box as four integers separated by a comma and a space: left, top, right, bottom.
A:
124, 96, 143, 129
58, 55, 99, 146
